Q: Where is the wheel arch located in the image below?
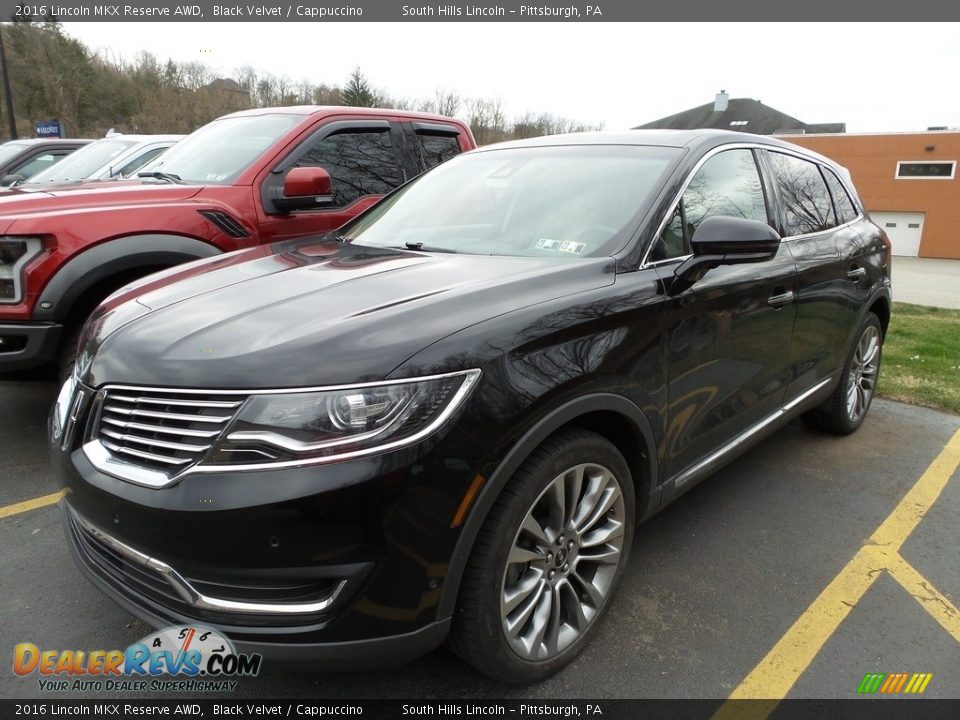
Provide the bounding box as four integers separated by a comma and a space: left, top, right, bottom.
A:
439, 393, 660, 619
868, 294, 891, 337
33, 233, 222, 324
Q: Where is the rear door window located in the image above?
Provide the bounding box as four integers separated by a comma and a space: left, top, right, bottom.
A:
767, 152, 837, 236
416, 132, 461, 170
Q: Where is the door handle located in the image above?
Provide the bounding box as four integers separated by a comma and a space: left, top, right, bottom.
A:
846, 266, 867, 281
767, 290, 795, 308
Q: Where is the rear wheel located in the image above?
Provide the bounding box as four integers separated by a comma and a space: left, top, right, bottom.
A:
802, 312, 883, 435
449, 428, 634, 683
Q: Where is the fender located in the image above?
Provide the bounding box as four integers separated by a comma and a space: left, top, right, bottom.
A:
843, 280, 893, 352
34, 234, 221, 322
437, 392, 660, 619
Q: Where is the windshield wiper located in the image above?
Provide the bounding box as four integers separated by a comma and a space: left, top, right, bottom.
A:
403, 242, 457, 254
137, 171, 184, 184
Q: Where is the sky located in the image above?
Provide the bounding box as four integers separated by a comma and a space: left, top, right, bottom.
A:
63, 22, 960, 133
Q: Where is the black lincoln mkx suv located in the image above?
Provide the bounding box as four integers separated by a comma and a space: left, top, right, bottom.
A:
51, 130, 891, 683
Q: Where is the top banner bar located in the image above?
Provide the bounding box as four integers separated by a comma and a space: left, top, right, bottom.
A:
2, 0, 959, 21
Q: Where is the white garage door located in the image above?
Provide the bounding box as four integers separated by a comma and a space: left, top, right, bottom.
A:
872, 212, 925, 257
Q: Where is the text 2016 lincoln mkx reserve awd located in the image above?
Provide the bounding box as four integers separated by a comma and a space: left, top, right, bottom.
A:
49, 130, 891, 683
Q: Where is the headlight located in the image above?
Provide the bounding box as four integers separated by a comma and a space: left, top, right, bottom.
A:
205, 369, 481, 466
0, 236, 43, 303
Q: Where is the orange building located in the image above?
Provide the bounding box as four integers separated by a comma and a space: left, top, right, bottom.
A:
784, 132, 960, 259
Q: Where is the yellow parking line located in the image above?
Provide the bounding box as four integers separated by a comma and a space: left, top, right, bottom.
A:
887, 553, 960, 643
0, 490, 65, 519
871, 428, 960, 549
713, 427, 960, 715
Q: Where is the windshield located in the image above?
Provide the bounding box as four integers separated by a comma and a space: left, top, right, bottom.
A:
343, 145, 681, 258
138, 113, 302, 185
28, 139, 136, 183
0, 142, 28, 166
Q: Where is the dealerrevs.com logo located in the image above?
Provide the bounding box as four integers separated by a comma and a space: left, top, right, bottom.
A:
14, 625, 262, 693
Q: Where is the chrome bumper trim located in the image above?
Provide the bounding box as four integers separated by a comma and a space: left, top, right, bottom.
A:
68, 506, 345, 616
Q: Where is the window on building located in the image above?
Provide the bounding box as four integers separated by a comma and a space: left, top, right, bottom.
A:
895, 161, 956, 179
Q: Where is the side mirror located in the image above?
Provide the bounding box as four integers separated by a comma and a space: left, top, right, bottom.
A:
272, 167, 334, 212
671, 216, 781, 294
1, 174, 25, 187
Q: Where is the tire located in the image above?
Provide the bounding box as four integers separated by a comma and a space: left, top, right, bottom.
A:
802, 312, 883, 435
448, 428, 635, 683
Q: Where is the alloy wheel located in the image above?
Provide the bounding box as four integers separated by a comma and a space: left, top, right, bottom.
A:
846, 324, 881, 423
500, 462, 626, 661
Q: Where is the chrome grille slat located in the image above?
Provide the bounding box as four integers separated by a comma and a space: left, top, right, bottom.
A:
101, 416, 223, 439
92, 387, 248, 478
102, 405, 233, 424
100, 427, 209, 454
101, 438, 193, 466
109, 394, 243, 409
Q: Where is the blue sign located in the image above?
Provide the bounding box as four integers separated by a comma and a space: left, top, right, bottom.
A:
34, 120, 63, 138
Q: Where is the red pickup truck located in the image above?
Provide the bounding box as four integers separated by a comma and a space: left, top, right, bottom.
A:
0, 106, 475, 374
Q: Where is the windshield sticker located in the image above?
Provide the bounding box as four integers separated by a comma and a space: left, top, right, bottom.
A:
537, 238, 585, 255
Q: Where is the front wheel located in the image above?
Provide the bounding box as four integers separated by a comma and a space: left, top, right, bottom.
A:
448, 428, 635, 683
802, 312, 883, 435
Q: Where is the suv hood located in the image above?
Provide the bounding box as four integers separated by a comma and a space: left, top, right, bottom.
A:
82, 239, 615, 389
0, 182, 203, 226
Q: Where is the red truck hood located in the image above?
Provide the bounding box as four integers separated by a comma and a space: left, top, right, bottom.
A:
0, 182, 204, 232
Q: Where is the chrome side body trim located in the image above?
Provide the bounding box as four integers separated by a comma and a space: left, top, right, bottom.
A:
673, 377, 833, 489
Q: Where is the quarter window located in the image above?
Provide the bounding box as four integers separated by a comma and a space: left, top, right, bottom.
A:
768, 152, 836, 236
651, 149, 768, 261
295, 129, 403, 207
822, 169, 859, 225
416, 133, 461, 169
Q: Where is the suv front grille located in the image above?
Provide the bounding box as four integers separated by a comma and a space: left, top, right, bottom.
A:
93, 387, 247, 475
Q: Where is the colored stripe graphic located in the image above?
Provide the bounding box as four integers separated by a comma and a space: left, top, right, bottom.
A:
857, 672, 932, 694
857, 673, 885, 693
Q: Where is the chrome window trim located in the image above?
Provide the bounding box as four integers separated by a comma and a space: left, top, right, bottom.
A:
82, 369, 481, 489
69, 506, 345, 616
640, 143, 866, 268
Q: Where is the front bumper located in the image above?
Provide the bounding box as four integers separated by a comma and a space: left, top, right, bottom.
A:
0, 321, 62, 371
61, 502, 449, 668
52, 392, 489, 667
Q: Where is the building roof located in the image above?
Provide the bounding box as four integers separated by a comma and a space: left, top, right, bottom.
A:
635, 96, 845, 135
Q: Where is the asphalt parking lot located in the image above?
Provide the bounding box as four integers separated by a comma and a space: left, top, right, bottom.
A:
1, 377, 958, 701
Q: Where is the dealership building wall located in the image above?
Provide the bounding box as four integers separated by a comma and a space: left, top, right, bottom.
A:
783, 132, 960, 259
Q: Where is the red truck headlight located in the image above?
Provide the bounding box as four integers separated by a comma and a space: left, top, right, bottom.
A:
0, 236, 43, 304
